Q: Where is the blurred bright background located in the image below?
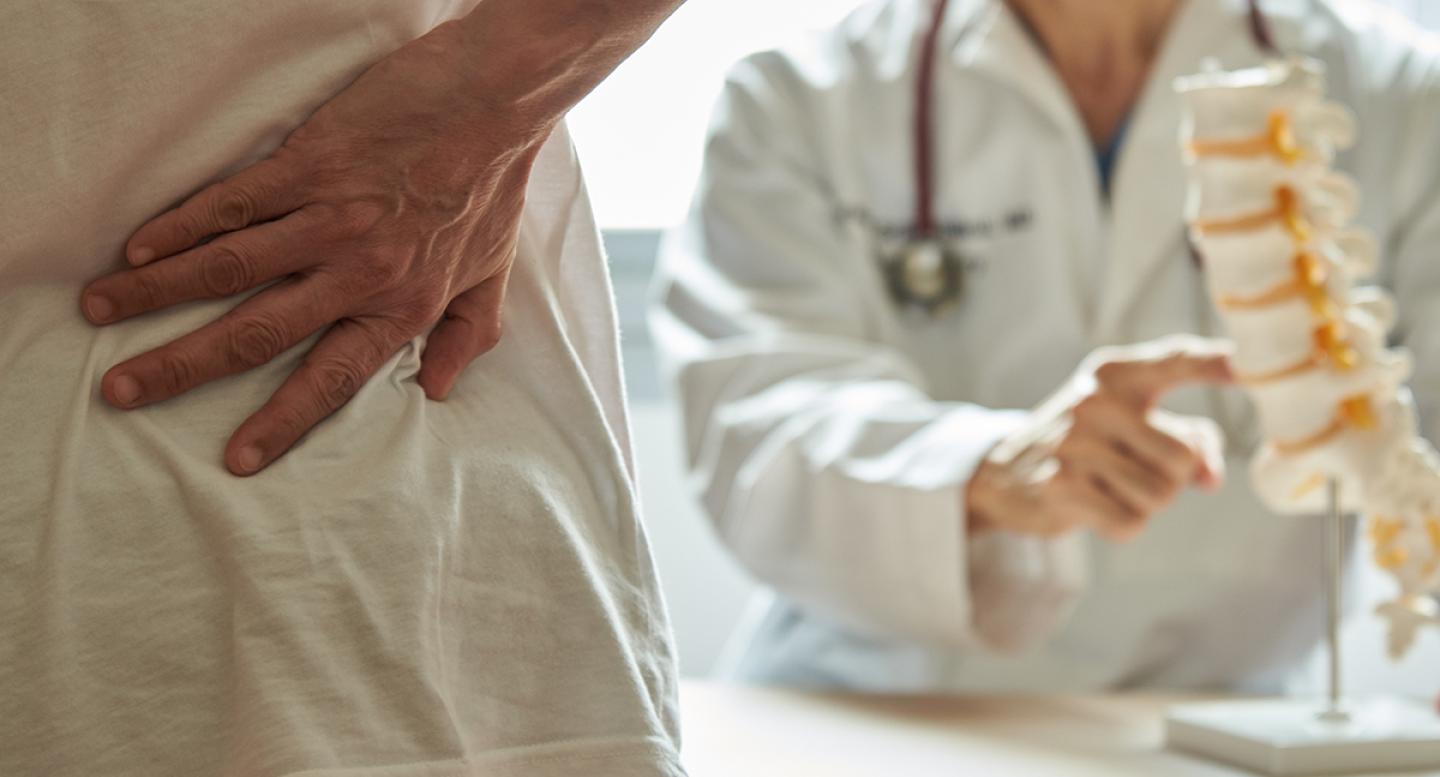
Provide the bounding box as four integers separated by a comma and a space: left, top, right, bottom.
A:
568, 0, 1440, 691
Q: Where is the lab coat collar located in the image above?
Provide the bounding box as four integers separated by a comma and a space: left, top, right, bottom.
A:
949, 0, 1108, 326
948, 0, 1076, 138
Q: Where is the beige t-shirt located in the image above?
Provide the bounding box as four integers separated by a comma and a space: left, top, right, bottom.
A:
0, 3, 683, 775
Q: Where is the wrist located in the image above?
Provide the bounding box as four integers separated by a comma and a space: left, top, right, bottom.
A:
454, 0, 677, 135
456, 8, 603, 111
965, 459, 1001, 537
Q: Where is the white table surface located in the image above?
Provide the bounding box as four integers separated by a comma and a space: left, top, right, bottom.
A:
677, 681, 1440, 776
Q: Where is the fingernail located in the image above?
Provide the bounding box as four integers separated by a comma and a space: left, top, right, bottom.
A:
84, 294, 115, 323
235, 445, 264, 474
129, 246, 155, 265
111, 374, 142, 407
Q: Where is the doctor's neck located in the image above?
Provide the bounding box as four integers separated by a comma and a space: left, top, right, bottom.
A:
1006, 0, 1184, 148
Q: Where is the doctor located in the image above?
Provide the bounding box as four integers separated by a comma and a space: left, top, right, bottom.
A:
652, 0, 1440, 692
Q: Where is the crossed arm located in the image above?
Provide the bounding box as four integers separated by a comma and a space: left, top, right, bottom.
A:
80, 0, 683, 475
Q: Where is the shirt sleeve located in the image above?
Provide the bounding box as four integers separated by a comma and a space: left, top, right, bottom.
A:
649, 53, 1087, 651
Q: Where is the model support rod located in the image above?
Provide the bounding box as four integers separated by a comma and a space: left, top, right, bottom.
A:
1321, 477, 1350, 723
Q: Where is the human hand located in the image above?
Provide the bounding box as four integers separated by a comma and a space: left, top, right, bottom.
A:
965, 336, 1234, 542
80, 21, 550, 476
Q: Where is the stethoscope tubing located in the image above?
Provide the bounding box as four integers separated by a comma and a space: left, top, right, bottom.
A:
908, 0, 1276, 238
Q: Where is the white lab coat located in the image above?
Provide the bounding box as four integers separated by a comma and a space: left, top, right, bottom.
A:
651, 0, 1440, 693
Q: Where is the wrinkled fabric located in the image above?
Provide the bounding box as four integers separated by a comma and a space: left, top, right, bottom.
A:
0, 3, 682, 775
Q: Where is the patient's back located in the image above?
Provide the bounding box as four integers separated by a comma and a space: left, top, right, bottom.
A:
0, 3, 680, 775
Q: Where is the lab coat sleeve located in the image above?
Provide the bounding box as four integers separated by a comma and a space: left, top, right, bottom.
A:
649, 57, 1086, 652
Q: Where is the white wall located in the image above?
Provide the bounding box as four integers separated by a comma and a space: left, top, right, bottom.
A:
570, 0, 870, 229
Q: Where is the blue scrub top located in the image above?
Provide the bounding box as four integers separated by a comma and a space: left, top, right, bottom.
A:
1096, 117, 1130, 197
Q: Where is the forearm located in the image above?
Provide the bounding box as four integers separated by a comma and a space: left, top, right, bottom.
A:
705, 371, 1085, 652
457, 0, 683, 134
670, 340, 1059, 646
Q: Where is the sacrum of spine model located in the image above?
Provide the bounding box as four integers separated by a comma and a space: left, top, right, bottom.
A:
1177, 58, 1440, 658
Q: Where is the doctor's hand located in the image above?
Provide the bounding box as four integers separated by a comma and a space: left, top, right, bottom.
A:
78, 20, 552, 476
965, 336, 1234, 543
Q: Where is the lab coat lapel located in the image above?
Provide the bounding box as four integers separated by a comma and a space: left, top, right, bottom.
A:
1097, 0, 1269, 339
955, 0, 1106, 329
955, 1, 1077, 139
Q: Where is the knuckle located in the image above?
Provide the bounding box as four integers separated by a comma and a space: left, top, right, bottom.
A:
346, 248, 409, 293
397, 294, 447, 330
155, 351, 199, 395
474, 319, 503, 354
335, 201, 386, 237
1092, 360, 1127, 386
129, 270, 168, 310
226, 314, 290, 369
308, 357, 366, 410
199, 245, 256, 297
211, 187, 258, 232
269, 406, 311, 443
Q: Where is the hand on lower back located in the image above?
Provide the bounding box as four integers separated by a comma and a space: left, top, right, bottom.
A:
80, 20, 550, 476
966, 335, 1234, 542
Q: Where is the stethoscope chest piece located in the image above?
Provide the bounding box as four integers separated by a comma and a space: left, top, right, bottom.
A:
883, 238, 964, 315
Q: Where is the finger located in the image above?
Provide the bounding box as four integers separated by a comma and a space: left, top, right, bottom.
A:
100, 275, 343, 410
1094, 336, 1234, 408
1057, 435, 1173, 516
1087, 477, 1151, 543
83, 209, 320, 324
1049, 470, 1138, 541
126, 153, 307, 266
417, 271, 508, 401
1153, 411, 1227, 491
225, 317, 402, 476
1074, 394, 1195, 489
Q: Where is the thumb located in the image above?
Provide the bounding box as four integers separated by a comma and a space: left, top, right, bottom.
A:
417, 273, 509, 401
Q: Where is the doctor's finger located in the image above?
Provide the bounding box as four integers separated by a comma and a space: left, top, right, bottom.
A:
100, 275, 345, 410
1074, 394, 1194, 488
224, 317, 405, 476
1093, 404, 1200, 489
1153, 412, 1227, 491
1096, 348, 1233, 408
1058, 435, 1174, 516
83, 210, 321, 324
126, 153, 309, 266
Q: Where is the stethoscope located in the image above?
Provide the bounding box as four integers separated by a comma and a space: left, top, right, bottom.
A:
885, 0, 1279, 315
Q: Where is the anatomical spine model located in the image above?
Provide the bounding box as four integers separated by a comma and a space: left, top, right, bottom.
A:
1177, 59, 1440, 658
